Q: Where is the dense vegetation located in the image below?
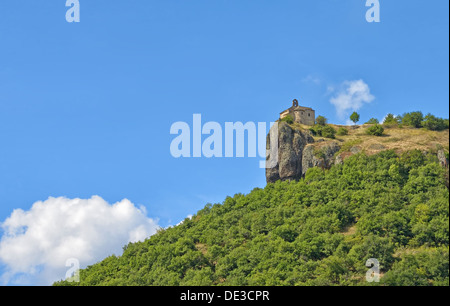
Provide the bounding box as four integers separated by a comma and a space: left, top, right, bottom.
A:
310, 116, 336, 139
280, 114, 294, 124
383, 111, 449, 131
310, 124, 336, 139
55, 149, 449, 286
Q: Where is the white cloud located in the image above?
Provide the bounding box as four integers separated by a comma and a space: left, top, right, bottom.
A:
329, 80, 375, 120
0, 196, 159, 285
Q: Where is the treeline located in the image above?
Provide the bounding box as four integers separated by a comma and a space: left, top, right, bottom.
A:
307, 111, 449, 139
367, 111, 449, 131
55, 149, 449, 286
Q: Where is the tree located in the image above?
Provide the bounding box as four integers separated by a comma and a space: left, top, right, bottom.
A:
402, 111, 423, 128
350, 112, 360, 125
383, 114, 400, 126
315, 116, 327, 126
422, 114, 449, 131
365, 118, 379, 124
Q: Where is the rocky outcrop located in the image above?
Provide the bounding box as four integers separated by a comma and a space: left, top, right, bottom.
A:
437, 149, 449, 169
301, 141, 341, 176
437, 149, 449, 188
265, 122, 449, 185
265, 122, 341, 183
266, 122, 314, 182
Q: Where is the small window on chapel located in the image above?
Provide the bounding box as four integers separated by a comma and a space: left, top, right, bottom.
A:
308, 113, 311, 117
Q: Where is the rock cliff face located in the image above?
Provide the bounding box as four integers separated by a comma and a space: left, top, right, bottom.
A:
438, 149, 449, 169
437, 149, 449, 188
301, 141, 341, 176
266, 122, 341, 183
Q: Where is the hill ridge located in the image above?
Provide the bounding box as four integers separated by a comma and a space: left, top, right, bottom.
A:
55, 144, 450, 286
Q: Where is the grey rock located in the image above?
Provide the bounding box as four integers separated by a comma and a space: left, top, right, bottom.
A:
265, 122, 314, 183
350, 146, 362, 154
265, 122, 343, 183
302, 142, 341, 176
438, 149, 449, 168
335, 154, 344, 165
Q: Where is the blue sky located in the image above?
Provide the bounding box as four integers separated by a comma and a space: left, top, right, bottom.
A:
0, 1, 448, 285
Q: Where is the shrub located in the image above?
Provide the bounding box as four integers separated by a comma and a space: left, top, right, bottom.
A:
321, 125, 336, 139
336, 127, 349, 136
280, 115, 294, 124
309, 125, 323, 136
309, 124, 336, 139
366, 124, 385, 136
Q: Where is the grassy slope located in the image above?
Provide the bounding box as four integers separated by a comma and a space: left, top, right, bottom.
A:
298, 123, 449, 156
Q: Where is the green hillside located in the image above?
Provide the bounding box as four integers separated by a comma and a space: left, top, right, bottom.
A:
55, 149, 449, 286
